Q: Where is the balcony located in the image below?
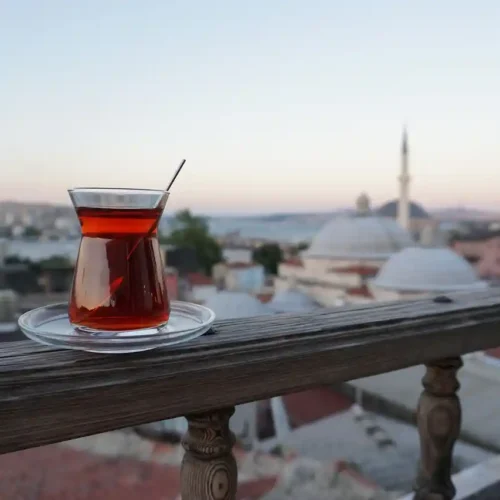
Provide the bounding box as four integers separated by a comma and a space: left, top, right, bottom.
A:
3, 288, 500, 499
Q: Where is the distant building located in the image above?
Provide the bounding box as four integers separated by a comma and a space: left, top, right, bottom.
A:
213, 262, 266, 293
2, 262, 41, 295
222, 247, 253, 264
164, 268, 179, 301
0, 289, 18, 322
452, 230, 500, 273
184, 272, 217, 303
476, 237, 500, 280
6, 240, 79, 264
275, 194, 415, 306
0, 239, 9, 265
369, 247, 487, 301
38, 259, 74, 293
225, 262, 265, 292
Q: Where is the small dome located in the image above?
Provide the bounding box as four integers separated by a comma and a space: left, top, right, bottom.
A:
371, 247, 487, 292
204, 291, 271, 319
356, 193, 371, 215
306, 215, 415, 260
377, 200, 430, 219
269, 289, 318, 313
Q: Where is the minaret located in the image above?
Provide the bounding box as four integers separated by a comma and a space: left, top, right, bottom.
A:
397, 127, 410, 230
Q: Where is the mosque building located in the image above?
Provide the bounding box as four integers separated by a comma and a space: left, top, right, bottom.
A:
368, 247, 487, 301
275, 198, 415, 305
274, 129, 453, 306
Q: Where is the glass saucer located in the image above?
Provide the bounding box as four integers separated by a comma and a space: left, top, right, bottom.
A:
18, 301, 215, 354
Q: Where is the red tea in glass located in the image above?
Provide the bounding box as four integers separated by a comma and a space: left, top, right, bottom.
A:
68, 188, 170, 332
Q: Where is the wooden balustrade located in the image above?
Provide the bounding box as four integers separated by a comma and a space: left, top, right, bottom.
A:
181, 408, 237, 500
2, 289, 500, 499
415, 357, 463, 499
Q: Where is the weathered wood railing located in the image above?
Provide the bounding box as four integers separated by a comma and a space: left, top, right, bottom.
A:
3, 289, 500, 499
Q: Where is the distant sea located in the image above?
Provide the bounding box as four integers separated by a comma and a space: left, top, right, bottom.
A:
160, 214, 335, 244
208, 218, 325, 243
3, 216, 329, 263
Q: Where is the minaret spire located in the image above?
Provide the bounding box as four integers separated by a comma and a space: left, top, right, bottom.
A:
397, 126, 410, 231
402, 126, 408, 156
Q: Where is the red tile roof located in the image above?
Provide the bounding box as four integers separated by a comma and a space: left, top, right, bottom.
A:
186, 272, 214, 286
227, 262, 258, 269
0, 445, 181, 500
330, 265, 379, 276
256, 293, 274, 304
346, 285, 373, 298
257, 388, 353, 437
485, 347, 500, 359
283, 388, 353, 428
237, 476, 278, 499
165, 274, 179, 301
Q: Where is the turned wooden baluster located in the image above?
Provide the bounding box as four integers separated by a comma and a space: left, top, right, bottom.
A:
181, 407, 237, 500
414, 357, 463, 500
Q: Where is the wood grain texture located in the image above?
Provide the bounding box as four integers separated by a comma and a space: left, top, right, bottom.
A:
414, 357, 463, 500
2, 289, 500, 454
181, 407, 237, 500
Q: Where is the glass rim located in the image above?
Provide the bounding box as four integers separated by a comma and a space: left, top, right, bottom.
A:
68, 187, 169, 195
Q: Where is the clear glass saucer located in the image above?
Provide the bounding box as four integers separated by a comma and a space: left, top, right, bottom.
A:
18, 301, 215, 354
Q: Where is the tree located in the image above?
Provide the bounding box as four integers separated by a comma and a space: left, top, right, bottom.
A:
164, 209, 222, 276
23, 226, 41, 238
290, 241, 309, 256
39, 256, 73, 269
252, 243, 283, 275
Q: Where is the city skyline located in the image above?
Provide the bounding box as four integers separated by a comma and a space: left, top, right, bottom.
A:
1, 1, 499, 214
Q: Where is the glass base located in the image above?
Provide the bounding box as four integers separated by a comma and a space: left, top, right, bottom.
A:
72, 321, 170, 337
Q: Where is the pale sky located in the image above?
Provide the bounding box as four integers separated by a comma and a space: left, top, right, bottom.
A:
1, 0, 499, 214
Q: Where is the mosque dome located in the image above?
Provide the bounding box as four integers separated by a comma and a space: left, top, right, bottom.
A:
371, 247, 487, 292
377, 200, 430, 219
269, 289, 318, 313
204, 291, 271, 319
306, 215, 415, 260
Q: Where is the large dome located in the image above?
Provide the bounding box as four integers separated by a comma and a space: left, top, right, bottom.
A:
371, 247, 487, 292
204, 291, 271, 319
269, 289, 318, 313
377, 200, 430, 219
306, 215, 415, 260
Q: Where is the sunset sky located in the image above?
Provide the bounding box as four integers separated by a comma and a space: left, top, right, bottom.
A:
1, 0, 499, 214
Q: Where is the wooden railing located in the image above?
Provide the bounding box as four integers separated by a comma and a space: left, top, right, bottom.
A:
3, 289, 500, 499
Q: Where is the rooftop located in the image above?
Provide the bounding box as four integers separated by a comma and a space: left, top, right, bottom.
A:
186, 272, 214, 286
280, 408, 491, 493
0, 428, 396, 500
348, 358, 500, 452
371, 247, 487, 293
227, 262, 262, 269
330, 265, 379, 276
305, 215, 415, 260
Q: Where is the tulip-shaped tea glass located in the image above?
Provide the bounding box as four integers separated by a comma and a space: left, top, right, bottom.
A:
68, 188, 170, 333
